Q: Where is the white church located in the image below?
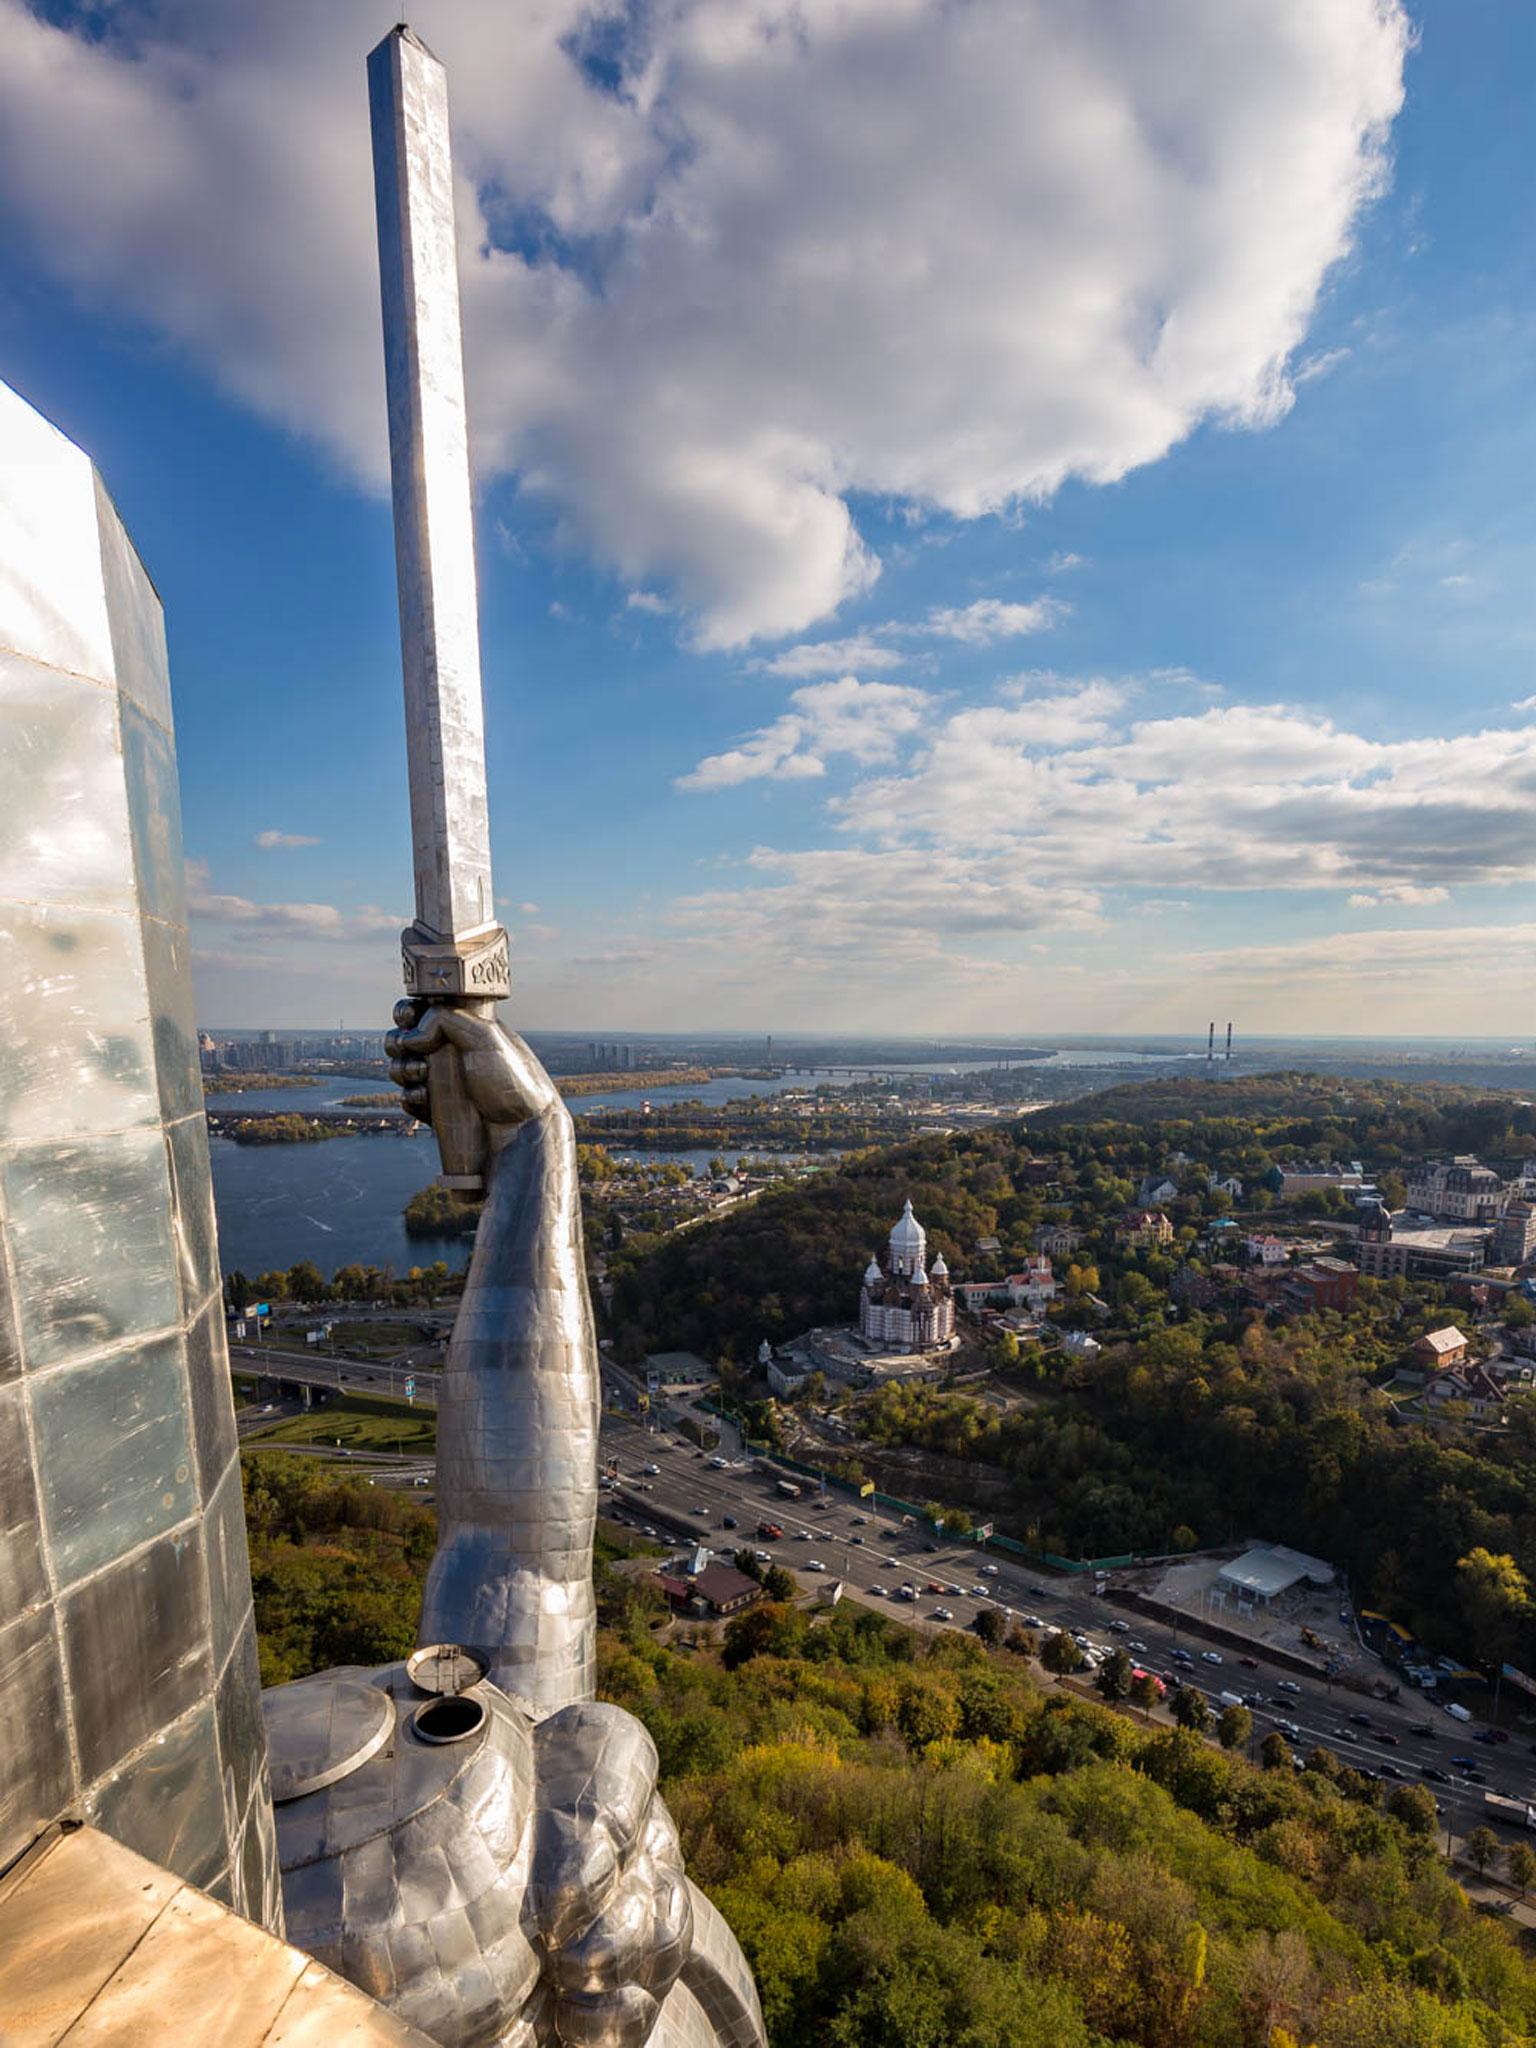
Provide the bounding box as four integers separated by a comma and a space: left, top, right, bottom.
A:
859, 1200, 956, 1354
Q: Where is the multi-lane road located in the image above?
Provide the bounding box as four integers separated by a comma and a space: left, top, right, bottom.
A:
232, 1357, 1535, 1841
600, 1415, 1536, 1841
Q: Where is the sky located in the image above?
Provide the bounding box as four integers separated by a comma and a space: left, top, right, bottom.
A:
2, 0, 1535, 1038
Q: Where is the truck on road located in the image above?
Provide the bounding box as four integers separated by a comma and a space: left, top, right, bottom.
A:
775, 1479, 802, 1499
756, 1521, 785, 1541
1483, 1791, 1536, 1831
1445, 1702, 1472, 1723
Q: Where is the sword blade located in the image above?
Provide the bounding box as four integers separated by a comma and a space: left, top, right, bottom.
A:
368, 25, 496, 948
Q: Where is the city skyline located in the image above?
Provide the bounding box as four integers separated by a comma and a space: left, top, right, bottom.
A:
3, 2, 1534, 1035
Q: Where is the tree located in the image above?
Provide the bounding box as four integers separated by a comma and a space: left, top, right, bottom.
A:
1171, 1685, 1209, 1733
1466, 1826, 1501, 1876
1005, 1624, 1038, 1660
1260, 1731, 1292, 1771
1170, 1524, 1199, 1553
1095, 1647, 1134, 1702
226, 1270, 253, 1313
1508, 1842, 1536, 1897
1455, 1547, 1533, 1671
762, 1565, 797, 1602
972, 1606, 1005, 1647
1041, 1631, 1085, 1680
733, 1548, 765, 1581
1218, 1704, 1252, 1750
1386, 1784, 1438, 1837
1130, 1673, 1161, 1721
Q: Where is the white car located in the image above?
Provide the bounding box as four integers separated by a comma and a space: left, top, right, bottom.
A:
642, 1463, 660, 1476
1128, 1639, 1147, 1653
1108, 1619, 1131, 1633
1201, 1651, 1223, 1666
869, 1585, 889, 1598
979, 1564, 999, 1576
932, 1606, 954, 1622
970, 1584, 988, 1597
804, 1559, 826, 1573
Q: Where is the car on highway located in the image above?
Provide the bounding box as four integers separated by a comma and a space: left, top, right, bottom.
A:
1348, 1712, 1373, 1728
1239, 1656, 1259, 1669
1108, 1619, 1130, 1633
1421, 1765, 1448, 1783
1275, 1679, 1301, 1695
753, 1550, 771, 1564
897, 1583, 917, 1600
1412, 1722, 1437, 1738
869, 1585, 888, 1598
1022, 1614, 1044, 1630
1379, 1763, 1404, 1780
1200, 1651, 1223, 1666
882, 1555, 899, 1567
852, 1514, 867, 1525
1465, 1768, 1487, 1784
970, 1584, 988, 1597
642, 1525, 657, 1537
1450, 1754, 1477, 1769
979, 1564, 1000, 1577
1128, 1638, 1147, 1653
932, 1606, 954, 1622
1170, 1649, 1194, 1666
721, 1515, 738, 1529
1028, 1585, 1053, 1599
804, 1560, 826, 1573
1372, 1730, 1399, 1746
690, 1504, 708, 1517
642, 1463, 660, 1476
1274, 1718, 1301, 1739
849, 1534, 864, 1545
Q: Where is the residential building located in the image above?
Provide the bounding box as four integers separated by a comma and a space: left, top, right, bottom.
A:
1280, 1257, 1358, 1315
1424, 1362, 1507, 1423
1413, 1326, 1470, 1371
1036, 1223, 1083, 1257
1137, 1175, 1179, 1207
953, 1255, 1057, 1314
859, 1200, 956, 1353
1244, 1233, 1289, 1266
1405, 1156, 1506, 1224
1210, 1174, 1245, 1200
1491, 1200, 1536, 1269
1118, 1208, 1174, 1249
1272, 1162, 1365, 1199
1059, 1330, 1102, 1359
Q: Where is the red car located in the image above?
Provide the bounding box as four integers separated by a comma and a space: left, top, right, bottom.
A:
1239, 1656, 1259, 1669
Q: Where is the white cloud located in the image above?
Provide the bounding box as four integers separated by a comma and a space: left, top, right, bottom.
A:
186, 860, 401, 941
916, 597, 1067, 644
0, 0, 1408, 646
678, 676, 932, 790
1294, 346, 1352, 384
1045, 551, 1088, 575
625, 591, 670, 614
752, 636, 906, 678
253, 828, 319, 849
1514, 696, 1536, 715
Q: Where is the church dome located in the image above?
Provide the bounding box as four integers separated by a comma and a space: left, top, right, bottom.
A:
930, 1252, 948, 1277
889, 1200, 925, 1255
863, 1256, 882, 1286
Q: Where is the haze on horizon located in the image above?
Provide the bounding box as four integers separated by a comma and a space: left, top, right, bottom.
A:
3, 1, 1531, 1040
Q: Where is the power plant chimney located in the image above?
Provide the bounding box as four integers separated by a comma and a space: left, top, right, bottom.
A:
1225, 1021, 1233, 1063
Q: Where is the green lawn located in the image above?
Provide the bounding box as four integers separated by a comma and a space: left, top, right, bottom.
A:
321, 1319, 434, 1358
244, 1393, 437, 1456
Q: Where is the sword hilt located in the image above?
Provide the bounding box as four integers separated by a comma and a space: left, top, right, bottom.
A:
401, 923, 511, 1195
428, 1002, 495, 1191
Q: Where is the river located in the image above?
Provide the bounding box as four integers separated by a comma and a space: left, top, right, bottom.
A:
205, 1046, 1200, 1276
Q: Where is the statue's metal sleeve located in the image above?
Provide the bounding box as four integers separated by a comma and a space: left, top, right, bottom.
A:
369, 24, 509, 1190
419, 1094, 600, 1716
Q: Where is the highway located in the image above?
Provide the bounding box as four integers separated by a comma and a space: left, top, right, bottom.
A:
231, 1353, 1536, 1841
598, 1414, 1536, 1842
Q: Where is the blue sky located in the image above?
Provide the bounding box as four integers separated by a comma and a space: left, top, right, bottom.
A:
3, 0, 1534, 1036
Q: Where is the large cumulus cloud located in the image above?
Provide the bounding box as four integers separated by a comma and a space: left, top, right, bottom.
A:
0, 0, 1407, 643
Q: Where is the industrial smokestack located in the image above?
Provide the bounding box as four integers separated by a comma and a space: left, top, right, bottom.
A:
1225, 1021, 1233, 1062
1207, 1021, 1215, 1064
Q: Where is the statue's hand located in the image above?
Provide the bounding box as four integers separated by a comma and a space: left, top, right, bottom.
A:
528, 1702, 691, 2048
386, 1000, 562, 1144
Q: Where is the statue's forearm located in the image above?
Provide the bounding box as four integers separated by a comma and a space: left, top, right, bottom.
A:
419, 1104, 599, 1714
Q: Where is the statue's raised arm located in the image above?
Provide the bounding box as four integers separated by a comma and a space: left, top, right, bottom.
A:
388, 1000, 599, 1716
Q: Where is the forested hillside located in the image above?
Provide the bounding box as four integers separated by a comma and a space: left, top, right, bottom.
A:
242, 1463, 1536, 2048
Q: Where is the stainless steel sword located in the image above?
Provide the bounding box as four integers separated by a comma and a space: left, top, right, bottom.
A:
368, 23, 508, 1191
